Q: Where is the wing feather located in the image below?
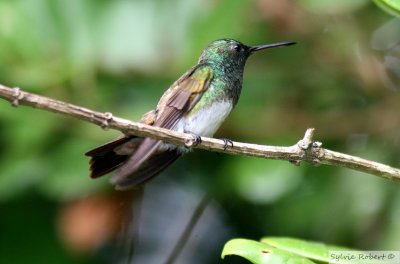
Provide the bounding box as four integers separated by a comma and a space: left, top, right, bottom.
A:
111, 64, 213, 186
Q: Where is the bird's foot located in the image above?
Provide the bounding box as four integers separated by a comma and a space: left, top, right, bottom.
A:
221, 138, 233, 150
186, 132, 202, 146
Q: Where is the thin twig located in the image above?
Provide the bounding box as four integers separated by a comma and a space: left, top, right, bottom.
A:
0, 84, 399, 182
164, 193, 211, 264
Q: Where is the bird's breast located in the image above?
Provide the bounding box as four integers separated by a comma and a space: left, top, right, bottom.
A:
174, 100, 233, 137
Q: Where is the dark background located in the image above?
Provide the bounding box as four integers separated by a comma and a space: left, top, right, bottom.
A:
0, 0, 399, 263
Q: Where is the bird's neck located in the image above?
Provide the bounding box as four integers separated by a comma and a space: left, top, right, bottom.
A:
210, 62, 244, 106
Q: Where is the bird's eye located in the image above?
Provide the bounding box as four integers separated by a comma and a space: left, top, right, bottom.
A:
232, 44, 242, 52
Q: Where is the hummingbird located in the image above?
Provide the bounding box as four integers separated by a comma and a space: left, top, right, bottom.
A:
85, 38, 295, 190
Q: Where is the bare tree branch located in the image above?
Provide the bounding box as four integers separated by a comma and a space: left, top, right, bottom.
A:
0, 83, 399, 182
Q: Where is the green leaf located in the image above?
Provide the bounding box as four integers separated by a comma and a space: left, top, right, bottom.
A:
261, 237, 350, 263
373, 0, 400, 16
221, 238, 316, 264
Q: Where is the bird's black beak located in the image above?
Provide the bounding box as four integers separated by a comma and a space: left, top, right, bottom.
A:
249, 41, 296, 53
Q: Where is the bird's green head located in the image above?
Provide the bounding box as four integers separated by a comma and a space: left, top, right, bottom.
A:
198, 38, 295, 71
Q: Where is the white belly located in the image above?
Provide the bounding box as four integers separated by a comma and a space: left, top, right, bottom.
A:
174, 100, 233, 137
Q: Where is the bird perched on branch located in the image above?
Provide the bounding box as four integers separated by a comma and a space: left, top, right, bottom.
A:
85, 38, 295, 190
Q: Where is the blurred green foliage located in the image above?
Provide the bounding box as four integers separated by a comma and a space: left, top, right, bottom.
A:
0, 0, 399, 263
374, 0, 400, 16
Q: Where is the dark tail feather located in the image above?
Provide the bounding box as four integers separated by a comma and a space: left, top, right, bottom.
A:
110, 138, 161, 183
112, 149, 181, 190
85, 137, 134, 178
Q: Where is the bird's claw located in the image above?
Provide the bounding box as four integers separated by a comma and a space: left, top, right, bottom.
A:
221, 138, 233, 150
187, 132, 202, 146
